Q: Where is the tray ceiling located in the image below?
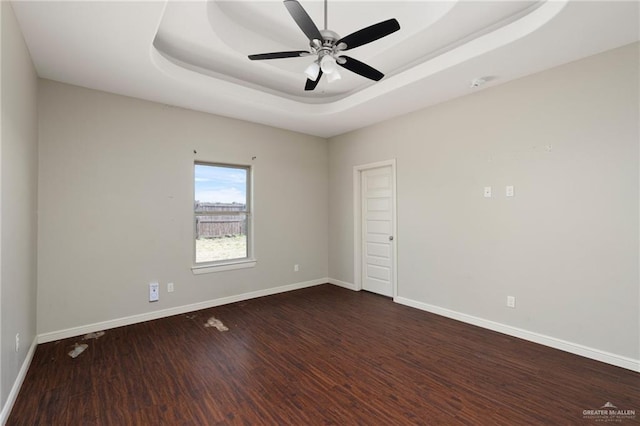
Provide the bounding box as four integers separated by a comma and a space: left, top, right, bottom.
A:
11, 1, 640, 137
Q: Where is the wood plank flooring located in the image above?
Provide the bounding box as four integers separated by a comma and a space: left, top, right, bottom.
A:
8, 284, 640, 425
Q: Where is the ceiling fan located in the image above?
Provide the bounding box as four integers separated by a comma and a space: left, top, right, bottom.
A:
248, 0, 400, 91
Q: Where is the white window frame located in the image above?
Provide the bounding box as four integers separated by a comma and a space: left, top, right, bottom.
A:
191, 161, 256, 274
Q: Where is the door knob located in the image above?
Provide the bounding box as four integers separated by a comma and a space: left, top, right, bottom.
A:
389, 236, 394, 241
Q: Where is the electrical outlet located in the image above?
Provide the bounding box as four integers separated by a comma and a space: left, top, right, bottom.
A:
294, 264, 299, 272
167, 282, 174, 293
15, 333, 19, 352
507, 296, 516, 308
149, 282, 159, 302
506, 185, 514, 197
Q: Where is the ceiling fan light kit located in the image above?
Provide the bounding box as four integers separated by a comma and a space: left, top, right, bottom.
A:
320, 55, 337, 73
304, 61, 320, 81
326, 68, 342, 82
248, 0, 400, 91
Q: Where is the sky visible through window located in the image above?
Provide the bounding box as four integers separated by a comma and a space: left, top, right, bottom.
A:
195, 164, 247, 204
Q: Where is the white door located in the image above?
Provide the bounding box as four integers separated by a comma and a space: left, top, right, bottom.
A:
361, 165, 394, 297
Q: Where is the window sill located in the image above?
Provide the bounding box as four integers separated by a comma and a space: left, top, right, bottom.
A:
191, 259, 257, 275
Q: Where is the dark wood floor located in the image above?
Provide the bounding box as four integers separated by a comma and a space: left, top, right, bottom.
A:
8, 284, 639, 425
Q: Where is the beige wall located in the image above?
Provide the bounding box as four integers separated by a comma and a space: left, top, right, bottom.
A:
0, 1, 39, 409
329, 43, 639, 360
37, 80, 328, 334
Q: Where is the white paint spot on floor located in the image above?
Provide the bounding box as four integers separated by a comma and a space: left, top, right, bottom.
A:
68, 343, 88, 358
82, 331, 105, 340
204, 317, 229, 331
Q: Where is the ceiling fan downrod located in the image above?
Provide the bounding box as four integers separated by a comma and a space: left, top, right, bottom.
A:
324, 0, 328, 31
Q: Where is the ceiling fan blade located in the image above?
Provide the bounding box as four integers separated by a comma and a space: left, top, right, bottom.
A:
337, 19, 400, 50
284, 0, 323, 42
248, 51, 309, 60
305, 70, 323, 91
338, 56, 384, 81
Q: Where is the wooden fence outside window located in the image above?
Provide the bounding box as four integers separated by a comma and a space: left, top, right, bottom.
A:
195, 202, 246, 238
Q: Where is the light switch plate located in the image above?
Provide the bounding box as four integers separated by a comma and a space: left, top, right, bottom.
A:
483, 186, 492, 198
506, 185, 514, 197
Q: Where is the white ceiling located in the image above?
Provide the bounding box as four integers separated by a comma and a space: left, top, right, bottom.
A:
11, 1, 640, 138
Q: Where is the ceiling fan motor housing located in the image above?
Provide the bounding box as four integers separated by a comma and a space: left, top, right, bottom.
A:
313, 30, 346, 61
319, 29, 340, 44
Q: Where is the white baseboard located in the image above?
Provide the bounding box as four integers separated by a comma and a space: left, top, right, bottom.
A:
328, 278, 359, 291
0, 336, 38, 424
38, 278, 327, 344
394, 296, 640, 373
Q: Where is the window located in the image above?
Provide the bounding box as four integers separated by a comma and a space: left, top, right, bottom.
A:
193, 162, 253, 271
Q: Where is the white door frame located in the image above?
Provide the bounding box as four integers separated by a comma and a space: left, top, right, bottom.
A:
353, 159, 398, 298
